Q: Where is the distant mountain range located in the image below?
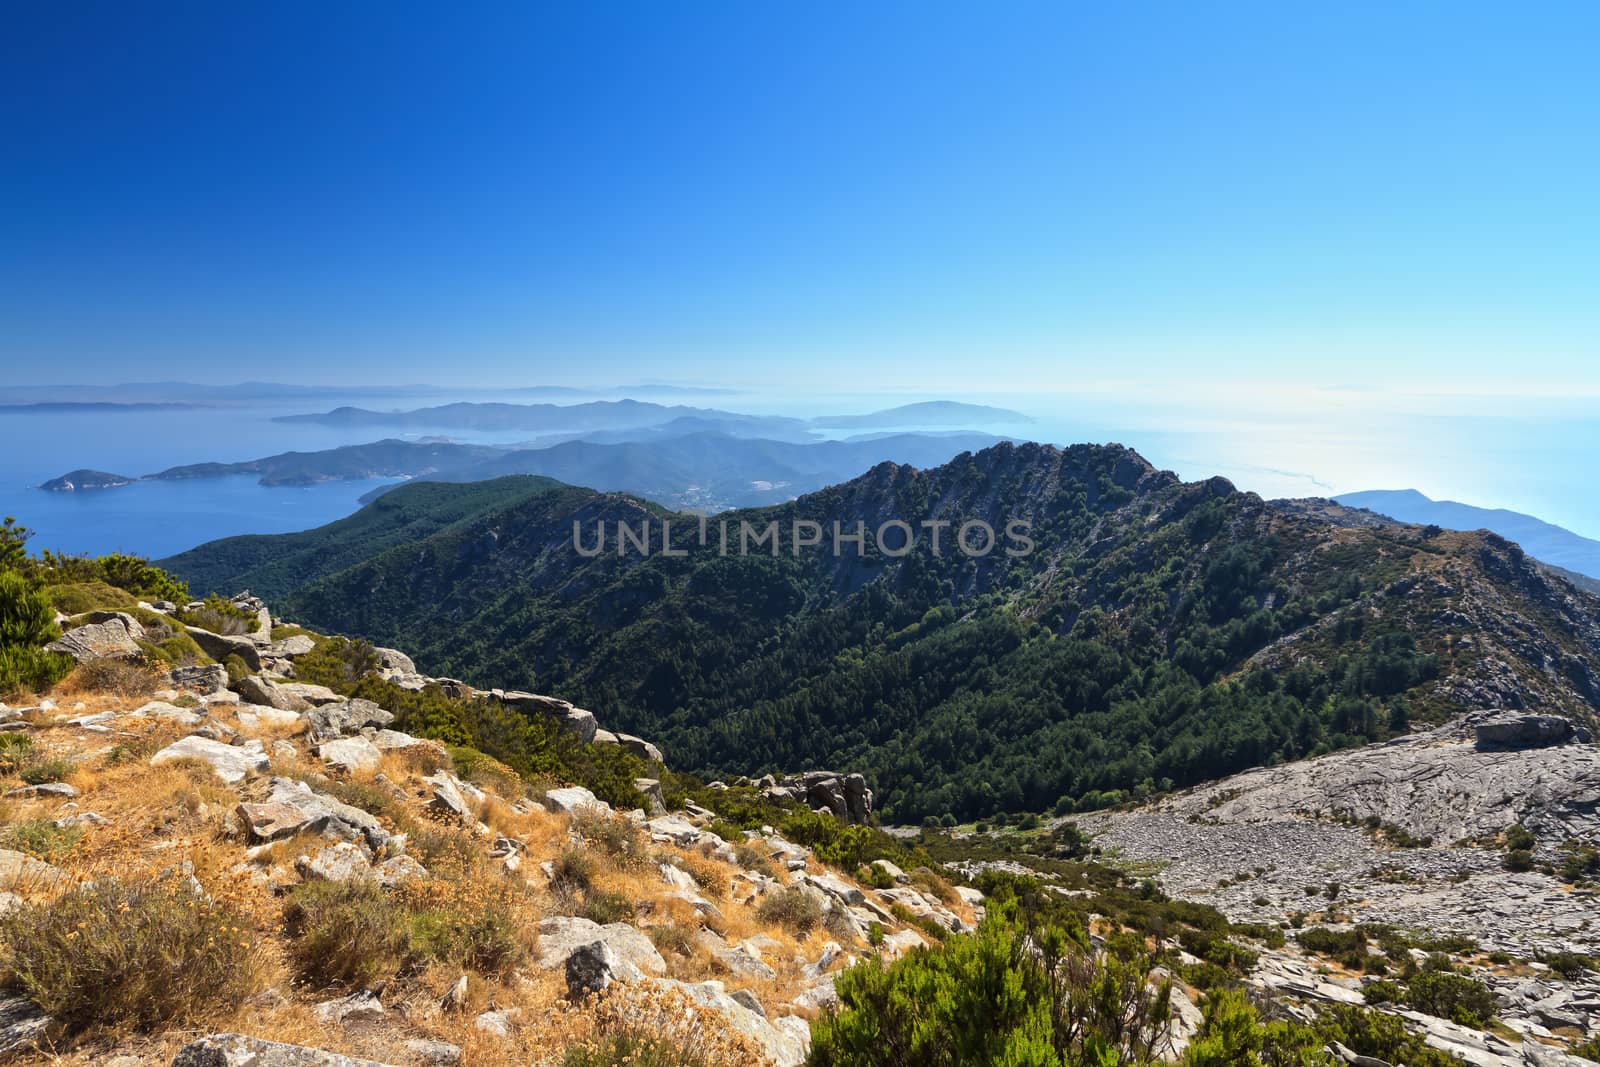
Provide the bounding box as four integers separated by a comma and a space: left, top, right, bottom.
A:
1336, 489, 1600, 583
40, 430, 1009, 512
273, 399, 1029, 435
273, 399, 808, 436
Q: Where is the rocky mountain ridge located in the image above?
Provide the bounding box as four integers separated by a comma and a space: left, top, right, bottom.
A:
166, 441, 1600, 822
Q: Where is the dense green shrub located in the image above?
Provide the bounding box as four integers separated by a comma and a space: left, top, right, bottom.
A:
19, 758, 71, 785
0, 645, 74, 700
28, 549, 188, 603
176, 594, 259, 635
0, 572, 59, 648
809, 899, 1171, 1067
282, 879, 408, 989
407, 906, 524, 975
0, 819, 81, 860
756, 887, 825, 936
224, 653, 251, 684
0, 878, 258, 1033
45, 581, 137, 614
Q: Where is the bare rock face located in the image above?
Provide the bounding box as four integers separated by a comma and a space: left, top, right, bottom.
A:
536, 916, 667, 976
489, 689, 600, 743
1078, 718, 1600, 959
241, 777, 391, 853
237, 675, 311, 712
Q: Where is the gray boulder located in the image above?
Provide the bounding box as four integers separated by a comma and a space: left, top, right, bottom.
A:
240, 777, 391, 852
0, 849, 71, 894
150, 736, 269, 785
171, 1034, 399, 1066
295, 842, 371, 882
537, 916, 667, 975
316, 736, 383, 774
424, 772, 474, 822
170, 664, 229, 693
236, 675, 308, 711
306, 698, 393, 741
403, 1039, 461, 1066
1476, 715, 1573, 748
313, 990, 385, 1025
634, 777, 667, 816
266, 634, 317, 658
184, 627, 262, 671
645, 978, 809, 1066
46, 615, 144, 661
0, 992, 50, 1056
373, 647, 415, 673
565, 939, 645, 998
616, 733, 664, 763
543, 785, 608, 815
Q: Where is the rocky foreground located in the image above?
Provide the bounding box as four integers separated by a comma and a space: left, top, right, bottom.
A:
0, 595, 973, 1065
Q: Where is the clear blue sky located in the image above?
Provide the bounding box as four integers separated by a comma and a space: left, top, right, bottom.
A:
3, 2, 1598, 393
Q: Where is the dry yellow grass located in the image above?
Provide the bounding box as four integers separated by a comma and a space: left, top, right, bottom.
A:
0, 689, 917, 1065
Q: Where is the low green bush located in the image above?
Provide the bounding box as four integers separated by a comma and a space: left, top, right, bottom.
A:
282, 879, 407, 990
19, 758, 71, 785
0, 878, 258, 1033
44, 581, 137, 614
176, 594, 259, 636
756, 887, 824, 935
0, 819, 81, 860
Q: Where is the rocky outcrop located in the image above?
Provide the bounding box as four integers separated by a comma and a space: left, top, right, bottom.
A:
766, 771, 873, 824
489, 690, 598, 743
46, 613, 144, 661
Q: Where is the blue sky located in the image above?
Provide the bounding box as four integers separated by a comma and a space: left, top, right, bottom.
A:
3, 2, 1598, 393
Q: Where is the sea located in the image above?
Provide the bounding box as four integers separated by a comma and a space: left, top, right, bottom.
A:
2, 387, 1595, 561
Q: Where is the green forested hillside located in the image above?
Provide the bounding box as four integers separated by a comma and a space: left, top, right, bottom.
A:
166, 442, 1600, 822
162, 475, 564, 601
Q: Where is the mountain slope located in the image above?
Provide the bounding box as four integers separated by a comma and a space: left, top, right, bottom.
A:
168, 442, 1600, 822
1337, 488, 1600, 580
161, 475, 566, 601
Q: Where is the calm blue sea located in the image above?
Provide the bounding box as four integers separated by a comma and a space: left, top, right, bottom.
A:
2, 389, 1596, 560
